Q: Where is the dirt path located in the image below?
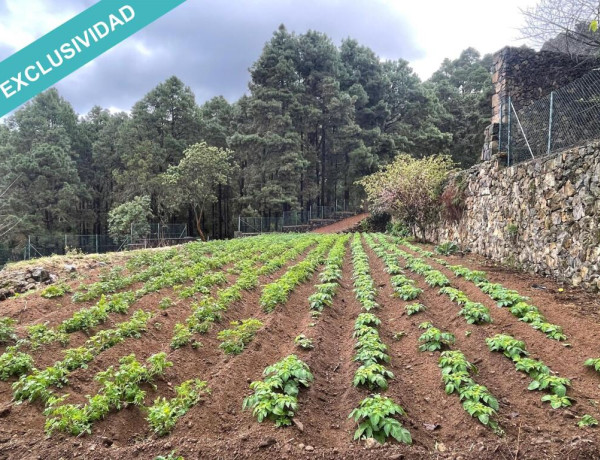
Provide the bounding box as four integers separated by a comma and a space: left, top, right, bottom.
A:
313, 213, 369, 234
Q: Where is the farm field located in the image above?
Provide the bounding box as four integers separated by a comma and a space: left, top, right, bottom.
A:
1, 233, 600, 459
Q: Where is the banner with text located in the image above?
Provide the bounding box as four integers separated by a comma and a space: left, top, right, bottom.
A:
0, 0, 186, 117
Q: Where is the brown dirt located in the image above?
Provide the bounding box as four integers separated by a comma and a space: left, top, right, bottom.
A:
1, 236, 600, 459
312, 213, 369, 234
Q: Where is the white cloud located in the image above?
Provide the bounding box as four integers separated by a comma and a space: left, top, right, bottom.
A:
0, 0, 82, 51
396, 0, 539, 78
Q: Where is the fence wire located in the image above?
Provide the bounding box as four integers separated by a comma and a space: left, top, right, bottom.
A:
502, 69, 600, 166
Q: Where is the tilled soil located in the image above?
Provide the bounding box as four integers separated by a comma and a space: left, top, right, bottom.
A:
1, 236, 600, 459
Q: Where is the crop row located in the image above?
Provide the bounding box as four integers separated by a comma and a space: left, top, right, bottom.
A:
348, 233, 411, 445
487, 334, 572, 408
43, 352, 198, 436
260, 235, 338, 313
374, 235, 494, 326
365, 235, 503, 433
399, 239, 567, 341
308, 234, 350, 315
171, 234, 319, 349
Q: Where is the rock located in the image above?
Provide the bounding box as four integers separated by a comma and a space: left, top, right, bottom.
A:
259, 438, 276, 448
435, 442, 447, 452
423, 423, 440, 431
305, 445, 314, 451
30, 268, 49, 282
64, 264, 77, 273
292, 419, 304, 432
364, 438, 379, 449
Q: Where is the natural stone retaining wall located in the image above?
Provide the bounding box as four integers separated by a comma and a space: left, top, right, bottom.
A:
435, 140, 600, 290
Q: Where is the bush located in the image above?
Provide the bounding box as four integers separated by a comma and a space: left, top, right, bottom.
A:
358, 154, 455, 240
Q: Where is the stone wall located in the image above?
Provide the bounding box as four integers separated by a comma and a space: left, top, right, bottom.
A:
491, 46, 600, 122
435, 140, 600, 290
481, 47, 600, 161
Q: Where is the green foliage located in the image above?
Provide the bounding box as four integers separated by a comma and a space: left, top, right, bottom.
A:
418, 323, 455, 352
349, 395, 411, 444
394, 284, 423, 301
260, 236, 335, 312
243, 355, 313, 427
0, 317, 17, 344
171, 323, 192, 349
359, 154, 455, 239
435, 242, 459, 255
486, 334, 528, 360
44, 353, 171, 435
578, 414, 599, 428
147, 379, 210, 435
585, 357, 600, 372
405, 303, 426, 316
41, 283, 71, 298
294, 334, 314, 350
438, 350, 501, 433
353, 363, 394, 390
159, 297, 173, 310
154, 452, 184, 460
108, 195, 154, 241
458, 301, 492, 324
217, 319, 263, 355
0, 349, 34, 380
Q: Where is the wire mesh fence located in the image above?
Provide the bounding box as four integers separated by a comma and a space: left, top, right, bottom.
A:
237, 205, 356, 234
501, 69, 600, 166
0, 223, 190, 266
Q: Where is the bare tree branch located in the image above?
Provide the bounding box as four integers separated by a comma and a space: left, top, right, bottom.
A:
520, 0, 600, 57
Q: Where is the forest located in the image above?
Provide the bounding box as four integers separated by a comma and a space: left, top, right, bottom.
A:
0, 25, 492, 247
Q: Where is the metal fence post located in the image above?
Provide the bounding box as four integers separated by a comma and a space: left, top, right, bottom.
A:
498, 100, 503, 153
507, 96, 511, 166
547, 91, 554, 156
95, 234, 99, 253
27, 235, 30, 260
64, 234, 67, 252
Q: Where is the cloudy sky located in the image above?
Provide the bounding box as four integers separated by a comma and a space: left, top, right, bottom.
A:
0, 0, 538, 115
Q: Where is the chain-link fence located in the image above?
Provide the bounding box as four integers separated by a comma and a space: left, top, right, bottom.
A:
500, 69, 600, 166
0, 223, 190, 266
237, 204, 357, 234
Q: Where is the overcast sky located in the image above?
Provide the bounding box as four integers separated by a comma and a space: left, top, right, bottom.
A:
0, 0, 538, 115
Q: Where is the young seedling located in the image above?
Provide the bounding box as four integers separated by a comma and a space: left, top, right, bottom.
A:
578, 414, 599, 428
294, 334, 314, 350
405, 303, 426, 316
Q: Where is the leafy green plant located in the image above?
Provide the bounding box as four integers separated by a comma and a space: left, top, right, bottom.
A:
435, 242, 459, 255
171, 323, 192, 349
349, 394, 411, 444
424, 271, 450, 287
159, 297, 173, 310
243, 355, 313, 427
439, 286, 469, 305
585, 357, 600, 372
486, 334, 528, 360
0, 317, 17, 344
147, 379, 210, 435
41, 283, 71, 298
353, 363, 394, 390
578, 414, 599, 428
418, 324, 455, 351
405, 303, 426, 316
294, 334, 314, 350
458, 301, 492, 324
394, 284, 422, 301
0, 349, 34, 380
541, 394, 572, 409
217, 318, 263, 355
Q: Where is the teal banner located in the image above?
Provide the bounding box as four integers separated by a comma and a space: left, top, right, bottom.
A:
0, 0, 186, 117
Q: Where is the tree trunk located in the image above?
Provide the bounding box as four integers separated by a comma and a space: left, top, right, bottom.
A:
195, 208, 206, 241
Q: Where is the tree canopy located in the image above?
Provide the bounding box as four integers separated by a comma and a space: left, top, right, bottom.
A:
0, 25, 492, 253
